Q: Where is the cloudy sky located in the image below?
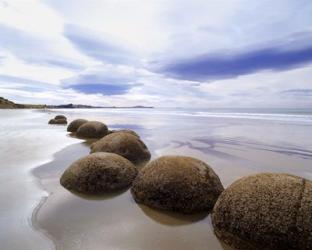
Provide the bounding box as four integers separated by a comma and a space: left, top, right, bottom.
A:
0, 0, 312, 108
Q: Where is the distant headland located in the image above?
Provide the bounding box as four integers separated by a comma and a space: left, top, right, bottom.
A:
0, 97, 154, 109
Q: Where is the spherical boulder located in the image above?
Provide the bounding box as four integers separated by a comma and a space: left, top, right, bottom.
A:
55, 115, 67, 120
60, 152, 138, 194
90, 132, 150, 164
67, 119, 88, 132
48, 118, 67, 125
76, 121, 108, 139
131, 156, 224, 213
212, 173, 312, 250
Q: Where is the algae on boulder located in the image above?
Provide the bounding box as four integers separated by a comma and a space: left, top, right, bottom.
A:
212, 173, 312, 250
131, 155, 224, 214
90, 132, 150, 164
60, 152, 138, 194
67, 119, 88, 132
76, 121, 108, 139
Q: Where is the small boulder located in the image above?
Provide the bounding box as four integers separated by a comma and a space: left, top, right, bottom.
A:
131, 155, 224, 213
49, 118, 67, 125
60, 152, 138, 194
212, 173, 312, 250
67, 119, 88, 132
76, 121, 108, 139
55, 115, 67, 120
90, 132, 151, 164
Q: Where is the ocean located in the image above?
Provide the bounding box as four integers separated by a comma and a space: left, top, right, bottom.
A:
0, 108, 311, 249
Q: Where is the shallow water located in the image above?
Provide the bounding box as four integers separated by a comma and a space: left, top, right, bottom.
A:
1, 108, 312, 250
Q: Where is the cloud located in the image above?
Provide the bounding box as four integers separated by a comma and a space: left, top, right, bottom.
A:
0, 74, 57, 93
0, 74, 53, 85
61, 64, 142, 95
0, 24, 84, 70
65, 83, 133, 95
1, 0, 312, 108
63, 24, 136, 64
281, 89, 312, 96
160, 33, 312, 81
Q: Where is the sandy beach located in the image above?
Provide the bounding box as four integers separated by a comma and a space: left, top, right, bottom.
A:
1, 0, 311, 248
17, 108, 312, 250
1, 108, 312, 249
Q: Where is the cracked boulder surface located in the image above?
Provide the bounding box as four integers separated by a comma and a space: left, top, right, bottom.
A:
76, 121, 108, 139
67, 119, 88, 132
60, 152, 138, 194
90, 132, 151, 164
131, 155, 224, 214
211, 173, 312, 250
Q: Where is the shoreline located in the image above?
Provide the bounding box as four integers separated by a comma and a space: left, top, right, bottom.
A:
31, 142, 91, 250
31, 141, 227, 250
31, 141, 90, 250
26, 109, 312, 249
31, 196, 58, 250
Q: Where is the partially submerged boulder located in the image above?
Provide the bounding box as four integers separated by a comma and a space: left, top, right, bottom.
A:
48, 118, 67, 125
76, 121, 108, 139
212, 173, 312, 250
55, 115, 67, 120
90, 132, 151, 164
131, 155, 224, 213
67, 119, 88, 132
60, 152, 138, 194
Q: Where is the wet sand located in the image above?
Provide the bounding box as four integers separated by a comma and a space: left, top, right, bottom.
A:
33, 143, 227, 250
0, 109, 78, 250
32, 137, 312, 249
29, 108, 312, 249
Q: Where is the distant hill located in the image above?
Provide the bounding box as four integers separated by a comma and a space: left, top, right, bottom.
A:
0, 97, 46, 109
0, 97, 154, 109
0, 97, 19, 108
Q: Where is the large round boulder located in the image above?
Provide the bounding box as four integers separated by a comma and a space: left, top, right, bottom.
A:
48, 118, 67, 125
212, 173, 312, 250
90, 132, 151, 164
76, 121, 108, 138
131, 155, 224, 213
60, 152, 138, 194
67, 119, 88, 132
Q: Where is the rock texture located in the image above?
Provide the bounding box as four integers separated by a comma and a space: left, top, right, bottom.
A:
48, 118, 67, 125
131, 155, 224, 213
76, 121, 108, 139
111, 129, 140, 138
67, 119, 88, 132
60, 152, 138, 194
90, 132, 150, 164
212, 173, 312, 250
55, 115, 67, 120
